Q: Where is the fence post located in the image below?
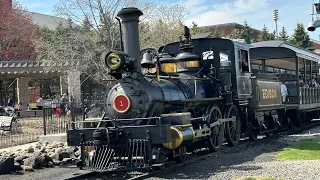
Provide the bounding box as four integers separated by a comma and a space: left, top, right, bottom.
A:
82, 91, 85, 121
71, 98, 76, 130
43, 98, 47, 135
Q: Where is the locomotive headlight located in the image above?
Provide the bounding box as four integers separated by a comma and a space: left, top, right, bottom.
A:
101, 50, 128, 71
107, 52, 122, 70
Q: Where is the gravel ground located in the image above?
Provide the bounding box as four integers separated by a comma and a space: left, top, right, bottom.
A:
1, 126, 320, 180
146, 126, 320, 180
0, 166, 85, 180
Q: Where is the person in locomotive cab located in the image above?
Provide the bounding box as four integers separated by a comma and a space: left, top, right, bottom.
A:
280, 81, 288, 102
241, 50, 249, 72
242, 59, 249, 72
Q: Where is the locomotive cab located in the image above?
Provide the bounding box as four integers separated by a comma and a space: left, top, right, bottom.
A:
158, 38, 254, 100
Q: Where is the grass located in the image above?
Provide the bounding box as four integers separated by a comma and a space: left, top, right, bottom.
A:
236, 177, 285, 180
276, 138, 320, 160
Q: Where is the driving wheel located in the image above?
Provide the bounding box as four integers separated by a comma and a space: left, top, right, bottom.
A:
207, 106, 224, 152
224, 105, 241, 146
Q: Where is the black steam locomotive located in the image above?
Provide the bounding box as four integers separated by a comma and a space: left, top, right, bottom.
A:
67, 7, 316, 172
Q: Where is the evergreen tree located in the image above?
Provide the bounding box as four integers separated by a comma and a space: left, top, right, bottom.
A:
209, 30, 221, 38
278, 27, 289, 41
230, 20, 254, 44
269, 30, 276, 40
290, 23, 312, 49
190, 22, 211, 35
242, 20, 254, 44
230, 29, 242, 39
190, 22, 200, 35
258, 25, 270, 41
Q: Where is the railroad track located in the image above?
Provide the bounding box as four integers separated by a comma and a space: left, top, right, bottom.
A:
63, 120, 320, 180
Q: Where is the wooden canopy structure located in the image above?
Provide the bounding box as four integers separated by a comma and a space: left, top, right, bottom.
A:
0, 61, 79, 79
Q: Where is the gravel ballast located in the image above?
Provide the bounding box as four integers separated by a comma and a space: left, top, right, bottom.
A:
146, 126, 320, 180
2, 126, 320, 180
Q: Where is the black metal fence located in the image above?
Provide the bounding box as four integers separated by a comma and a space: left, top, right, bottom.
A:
43, 93, 105, 135
0, 117, 44, 149
0, 92, 105, 149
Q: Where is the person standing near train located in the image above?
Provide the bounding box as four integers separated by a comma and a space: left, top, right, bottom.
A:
311, 78, 319, 87
280, 81, 288, 102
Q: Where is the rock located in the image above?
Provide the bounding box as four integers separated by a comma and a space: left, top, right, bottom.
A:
40, 146, 46, 153
47, 161, 54, 168
58, 142, 65, 147
74, 150, 81, 157
14, 151, 21, 157
71, 158, 81, 165
22, 165, 34, 172
14, 162, 23, 171
35, 142, 42, 149
43, 141, 49, 146
73, 147, 79, 152
15, 155, 28, 164
76, 160, 83, 167
61, 158, 72, 164
59, 152, 70, 161
49, 153, 59, 161
42, 154, 53, 168
23, 152, 43, 169
2, 131, 10, 136
51, 141, 59, 148
56, 147, 64, 154
53, 160, 61, 166
46, 146, 54, 153
0, 156, 15, 174
27, 146, 34, 153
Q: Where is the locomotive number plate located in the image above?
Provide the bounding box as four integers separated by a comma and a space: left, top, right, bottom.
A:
113, 94, 131, 113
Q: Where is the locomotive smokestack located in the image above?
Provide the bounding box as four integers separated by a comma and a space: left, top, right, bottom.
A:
117, 7, 143, 73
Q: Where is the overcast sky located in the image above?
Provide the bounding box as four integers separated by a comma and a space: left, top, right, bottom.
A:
20, 0, 320, 40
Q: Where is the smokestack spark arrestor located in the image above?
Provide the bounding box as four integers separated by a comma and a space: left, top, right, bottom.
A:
117, 7, 143, 73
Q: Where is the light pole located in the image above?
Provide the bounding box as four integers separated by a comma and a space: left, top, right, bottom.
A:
273, 9, 279, 38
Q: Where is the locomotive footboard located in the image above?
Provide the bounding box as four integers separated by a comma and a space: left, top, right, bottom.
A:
67, 115, 237, 172
67, 118, 172, 172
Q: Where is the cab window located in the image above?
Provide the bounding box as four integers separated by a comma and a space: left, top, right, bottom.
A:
239, 49, 249, 73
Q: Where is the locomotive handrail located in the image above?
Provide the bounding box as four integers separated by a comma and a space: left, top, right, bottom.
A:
256, 84, 260, 102
71, 117, 163, 128
166, 97, 223, 104
145, 74, 205, 80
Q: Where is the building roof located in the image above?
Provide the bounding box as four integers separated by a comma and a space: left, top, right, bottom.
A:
250, 40, 320, 62
27, 12, 71, 30
192, 32, 212, 39
199, 22, 261, 32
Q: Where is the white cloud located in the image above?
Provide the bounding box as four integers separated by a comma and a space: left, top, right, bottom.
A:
183, 0, 318, 40
185, 0, 269, 26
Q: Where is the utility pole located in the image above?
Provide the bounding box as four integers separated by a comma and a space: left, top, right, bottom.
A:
273, 9, 279, 38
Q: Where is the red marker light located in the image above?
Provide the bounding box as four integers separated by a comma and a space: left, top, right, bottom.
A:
113, 94, 131, 113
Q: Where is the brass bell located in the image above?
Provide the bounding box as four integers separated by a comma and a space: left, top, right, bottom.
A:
141, 51, 156, 68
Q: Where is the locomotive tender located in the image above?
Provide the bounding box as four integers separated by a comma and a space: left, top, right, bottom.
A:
67, 7, 320, 172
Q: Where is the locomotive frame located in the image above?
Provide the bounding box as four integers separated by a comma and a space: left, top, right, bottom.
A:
67, 7, 320, 173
